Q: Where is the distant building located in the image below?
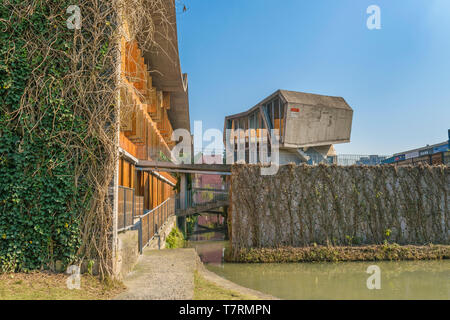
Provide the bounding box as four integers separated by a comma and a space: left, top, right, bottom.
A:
223, 90, 354, 165
356, 155, 388, 165
192, 154, 225, 190
382, 130, 449, 166
191, 155, 226, 205
194, 174, 223, 189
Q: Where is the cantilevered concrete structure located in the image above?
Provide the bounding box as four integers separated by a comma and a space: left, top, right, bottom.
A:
224, 90, 353, 164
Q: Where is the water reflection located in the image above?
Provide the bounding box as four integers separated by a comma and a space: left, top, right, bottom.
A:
188, 218, 449, 299
206, 260, 449, 300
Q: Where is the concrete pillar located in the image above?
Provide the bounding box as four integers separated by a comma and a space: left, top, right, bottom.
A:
180, 173, 187, 209
177, 173, 187, 236
223, 205, 229, 240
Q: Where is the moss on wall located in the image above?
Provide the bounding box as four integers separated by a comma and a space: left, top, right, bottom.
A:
228, 245, 450, 263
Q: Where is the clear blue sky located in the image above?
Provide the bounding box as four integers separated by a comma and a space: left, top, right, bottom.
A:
176, 0, 450, 155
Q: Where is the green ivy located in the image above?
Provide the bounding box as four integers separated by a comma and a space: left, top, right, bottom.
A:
0, 0, 89, 272
165, 227, 185, 249
186, 215, 198, 236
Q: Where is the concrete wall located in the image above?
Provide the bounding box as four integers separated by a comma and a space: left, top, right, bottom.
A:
115, 215, 177, 279
230, 164, 449, 252
284, 103, 352, 147
116, 230, 140, 279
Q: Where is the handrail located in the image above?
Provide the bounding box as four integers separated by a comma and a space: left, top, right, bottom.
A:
118, 185, 135, 191
137, 196, 175, 253
117, 186, 135, 232
139, 197, 172, 218
175, 189, 229, 214
192, 187, 229, 193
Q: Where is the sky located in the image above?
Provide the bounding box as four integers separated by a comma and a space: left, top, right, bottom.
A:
175, 0, 450, 155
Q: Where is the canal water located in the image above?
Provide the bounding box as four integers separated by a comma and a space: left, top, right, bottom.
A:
188, 218, 450, 300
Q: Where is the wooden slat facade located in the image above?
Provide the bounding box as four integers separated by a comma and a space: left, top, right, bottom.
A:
118, 34, 176, 211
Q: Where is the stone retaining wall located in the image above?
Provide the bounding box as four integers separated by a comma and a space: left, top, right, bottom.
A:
230, 164, 449, 253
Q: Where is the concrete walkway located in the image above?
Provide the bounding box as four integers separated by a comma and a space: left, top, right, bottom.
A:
115, 248, 198, 300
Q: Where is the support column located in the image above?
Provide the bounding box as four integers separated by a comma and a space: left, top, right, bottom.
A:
223, 205, 229, 240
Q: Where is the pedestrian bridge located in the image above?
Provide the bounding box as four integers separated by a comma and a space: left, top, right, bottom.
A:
135, 160, 230, 218
175, 188, 229, 217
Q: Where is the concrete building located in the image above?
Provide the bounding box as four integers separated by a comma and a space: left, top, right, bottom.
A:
223, 90, 353, 164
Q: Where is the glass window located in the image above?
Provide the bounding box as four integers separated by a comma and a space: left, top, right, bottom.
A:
273, 98, 281, 137
274, 98, 280, 120
254, 110, 260, 129
264, 102, 273, 129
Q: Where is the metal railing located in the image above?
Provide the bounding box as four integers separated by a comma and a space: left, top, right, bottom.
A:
192, 149, 392, 166
118, 186, 135, 231
338, 154, 389, 166
306, 154, 390, 166
175, 189, 229, 212
118, 186, 144, 232
138, 197, 175, 253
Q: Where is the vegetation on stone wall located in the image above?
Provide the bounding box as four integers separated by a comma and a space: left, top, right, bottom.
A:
165, 227, 185, 249
228, 245, 450, 263
0, 0, 116, 273
230, 164, 449, 256
0, 0, 170, 277
186, 215, 198, 237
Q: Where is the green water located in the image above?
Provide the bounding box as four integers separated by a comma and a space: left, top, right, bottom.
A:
188, 225, 449, 300
206, 260, 450, 300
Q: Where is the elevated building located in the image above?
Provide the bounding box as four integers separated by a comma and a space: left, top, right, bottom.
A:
223, 90, 353, 164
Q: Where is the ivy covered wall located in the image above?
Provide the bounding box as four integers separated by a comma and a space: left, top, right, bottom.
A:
230, 164, 449, 253
0, 0, 118, 274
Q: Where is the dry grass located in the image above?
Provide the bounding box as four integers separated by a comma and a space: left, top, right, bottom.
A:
0, 272, 125, 300
193, 271, 256, 300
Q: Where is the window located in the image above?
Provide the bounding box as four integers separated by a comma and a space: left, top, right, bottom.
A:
265, 102, 273, 129
262, 97, 285, 139
239, 118, 245, 131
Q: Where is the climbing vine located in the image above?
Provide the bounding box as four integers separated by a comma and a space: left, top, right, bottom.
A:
0, 0, 97, 273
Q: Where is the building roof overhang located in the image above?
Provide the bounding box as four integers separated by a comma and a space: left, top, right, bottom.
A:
224, 89, 353, 122
142, 0, 190, 132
